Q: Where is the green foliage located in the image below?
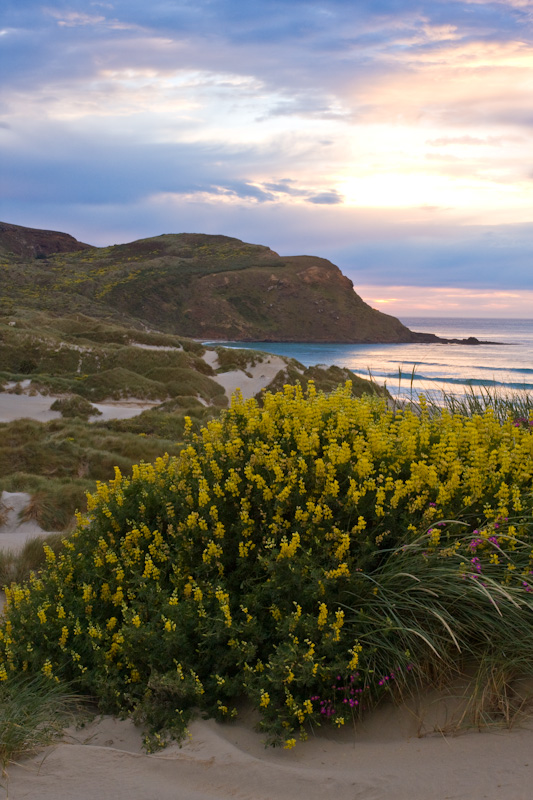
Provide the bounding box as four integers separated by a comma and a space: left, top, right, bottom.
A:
2, 384, 533, 752
214, 346, 265, 374
259, 362, 389, 400
50, 395, 102, 419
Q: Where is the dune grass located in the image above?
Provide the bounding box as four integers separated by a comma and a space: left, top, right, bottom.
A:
0, 674, 85, 778
390, 366, 533, 423
0, 534, 65, 595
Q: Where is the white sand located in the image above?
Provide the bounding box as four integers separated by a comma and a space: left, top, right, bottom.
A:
0, 391, 161, 423
130, 343, 183, 351
0, 491, 53, 554
0, 392, 63, 423
91, 398, 162, 420
203, 350, 293, 401
4, 704, 533, 800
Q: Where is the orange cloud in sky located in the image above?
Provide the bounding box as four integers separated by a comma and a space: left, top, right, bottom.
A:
357, 285, 533, 318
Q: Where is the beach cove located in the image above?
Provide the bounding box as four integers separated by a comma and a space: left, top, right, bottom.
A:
210, 317, 533, 401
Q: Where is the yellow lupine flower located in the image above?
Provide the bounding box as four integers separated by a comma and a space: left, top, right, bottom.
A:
278, 532, 301, 560
42, 659, 53, 678
259, 691, 270, 707
284, 738, 297, 750
348, 643, 362, 671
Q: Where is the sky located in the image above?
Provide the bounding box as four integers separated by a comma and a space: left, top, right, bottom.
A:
1, 0, 533, 318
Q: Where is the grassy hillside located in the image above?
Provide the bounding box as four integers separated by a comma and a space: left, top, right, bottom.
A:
0, 309, 386, 533
0, 223, 415, 343
0, 222, 391, 536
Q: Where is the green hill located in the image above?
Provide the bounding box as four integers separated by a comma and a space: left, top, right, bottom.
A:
0, 223, 415, 343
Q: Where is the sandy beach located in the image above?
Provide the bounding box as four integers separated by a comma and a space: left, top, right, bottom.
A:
201, 350, 292, 400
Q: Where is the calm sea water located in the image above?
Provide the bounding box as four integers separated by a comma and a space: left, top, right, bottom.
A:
208, 318, 533, 401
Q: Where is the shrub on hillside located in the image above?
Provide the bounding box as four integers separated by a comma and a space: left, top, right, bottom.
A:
50, 395, 102, 419
1, 383, 533, 750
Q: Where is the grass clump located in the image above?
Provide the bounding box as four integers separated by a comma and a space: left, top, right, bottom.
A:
1, 382, 533, 751
0, 534, 65, 587
0, 674, 83, 776
50, 395, 102, 419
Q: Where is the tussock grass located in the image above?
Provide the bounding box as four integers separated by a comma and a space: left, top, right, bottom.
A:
214, 346, 265, 373
0, 502, 10, 529
0, 674, 85, 776
259, 362, 388, 400
391, 367, 533, 423
50, 395, 102, 419
0, 533, 65, 587
342, 539, 533, 727
440, 384, 533, 422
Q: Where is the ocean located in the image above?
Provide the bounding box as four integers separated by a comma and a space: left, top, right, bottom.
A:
209, 318, 533, 401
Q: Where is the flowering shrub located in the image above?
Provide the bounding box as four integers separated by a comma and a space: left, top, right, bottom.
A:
1, 382, 533, 748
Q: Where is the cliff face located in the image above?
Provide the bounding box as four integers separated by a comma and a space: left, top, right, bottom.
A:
0, 225, 414, 343
0, 222, 93, 260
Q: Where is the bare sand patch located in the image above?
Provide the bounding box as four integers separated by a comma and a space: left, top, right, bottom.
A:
91, 398, 161, 421
203, 351, 291, 401
130, 343, 183, 351
0, 390, 160, 423
0, 491, 52, 554
0, 392, 62, 423
4, 705, 533, 800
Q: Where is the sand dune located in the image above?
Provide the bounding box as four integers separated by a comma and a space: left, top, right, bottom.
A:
0, 349, 288, 424
0, 491, 53, 554
4, 706, 533, 800
202, 351, 292, 400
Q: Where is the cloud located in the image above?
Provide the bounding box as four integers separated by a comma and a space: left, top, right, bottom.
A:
426, 135, 523, 146
307, 191, 344, 205
44, 10, 107, 27
357, 284, 533, 318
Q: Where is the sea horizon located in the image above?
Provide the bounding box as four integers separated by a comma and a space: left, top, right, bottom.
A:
205, 317, 533, 401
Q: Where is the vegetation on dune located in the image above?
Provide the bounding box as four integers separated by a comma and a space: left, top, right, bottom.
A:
1, 383, 533, 755
0, 312, 222, 404
0, 310, 386, 537
257, 362, 389, 400
0, 674, 83, 777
